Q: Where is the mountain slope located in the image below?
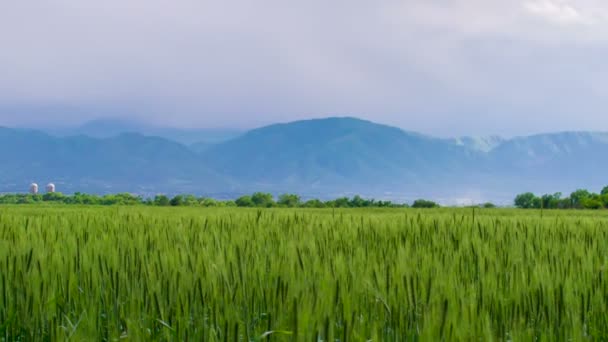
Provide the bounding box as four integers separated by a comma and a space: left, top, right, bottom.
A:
0, 128, 228, 193
1, 119, 607, 201
485, 131, 608, 191
41, 118, 243, 145
202, 117, 475, 190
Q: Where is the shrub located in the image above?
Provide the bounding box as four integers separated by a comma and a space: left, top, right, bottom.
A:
412, 199, 439, 208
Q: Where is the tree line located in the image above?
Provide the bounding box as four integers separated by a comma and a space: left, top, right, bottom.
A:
0, 192, 443, 208
514, 186, 608, 209
3, 188, 607, 209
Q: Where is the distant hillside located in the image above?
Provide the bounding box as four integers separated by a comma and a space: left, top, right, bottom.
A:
0, 127, 229, 194
42, 118, 243, 145
1, 118, 607, 203
202, 117, 475, 191
485, 131, 608, 192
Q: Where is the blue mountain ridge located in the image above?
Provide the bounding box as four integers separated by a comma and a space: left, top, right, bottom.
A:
1, 117, 607, 203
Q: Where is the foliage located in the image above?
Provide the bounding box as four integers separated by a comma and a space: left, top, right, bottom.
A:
540, 193, 562, 209
570, 189, 592, 209
0, 193, 407, 208
328, 197, 351, 208
234, 195, 254, 207
250, 192, 275, 207
302, 199, 326, 208
515, 186, 608, 210
168, 195, 198, 207
3, 186, 608, 210
277, 193, 301, 207
602, 194, 608, 208
153, 194, 170, 206
514, 192, 538, 209
412, 199, 440, 208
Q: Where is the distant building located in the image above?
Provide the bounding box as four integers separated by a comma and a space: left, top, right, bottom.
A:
29, 183, 39, 195
46, 183, 56, 193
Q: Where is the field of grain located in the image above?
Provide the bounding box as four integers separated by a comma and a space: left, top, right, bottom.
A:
1, 206, 608, 340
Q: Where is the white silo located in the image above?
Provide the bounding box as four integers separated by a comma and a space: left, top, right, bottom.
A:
46, 183, 56, 193
29, 183, 39, 195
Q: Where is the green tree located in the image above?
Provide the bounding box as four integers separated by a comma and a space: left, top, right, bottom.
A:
71, 192, 100, 205
331, 197, 351, 208
170, 195, 186, 206
582, 196, 603, 209
601, 194, 608, 208
349, 195, 361, 207
223, 200, 237, 207
570, 189, 591, 209
42, 192, 66, 202
541, 193, 562, 209
154, 195, 170, 206
235, 195, 254, 207
601, 186, 608, 196
412, 199, 439, 208
303, 199, 325, 208
251, 192, 275, 207
100, 194, 118, 205
349, 195, 369, 207
376, 200, 395, 207
182, 195, 199, 206
16, 195, 35, 204
514, 193, 539, 209
200, 198, 218, 207
278, 194, 301, 207
114, 193, 142, 205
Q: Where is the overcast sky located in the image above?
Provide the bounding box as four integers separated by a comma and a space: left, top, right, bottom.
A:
1, 0, 608, 137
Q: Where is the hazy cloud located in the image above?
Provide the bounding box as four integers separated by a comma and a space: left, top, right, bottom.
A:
524, 0, 586, 25
1, 0, 608, 136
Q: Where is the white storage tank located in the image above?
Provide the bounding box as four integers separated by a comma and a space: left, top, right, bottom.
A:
29, 183, 39, 195
46, 183, 56, 193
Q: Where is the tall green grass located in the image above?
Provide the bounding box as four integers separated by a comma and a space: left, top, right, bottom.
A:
1, 206, 608, 340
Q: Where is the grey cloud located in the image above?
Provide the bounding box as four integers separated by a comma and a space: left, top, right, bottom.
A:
1, 0, 608, 136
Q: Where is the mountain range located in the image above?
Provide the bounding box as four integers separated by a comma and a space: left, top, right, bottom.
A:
1, 117, 607, 204
39, 118, 243, 145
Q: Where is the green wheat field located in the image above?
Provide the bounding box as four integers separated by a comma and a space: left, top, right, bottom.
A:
1, 206, 608, 340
